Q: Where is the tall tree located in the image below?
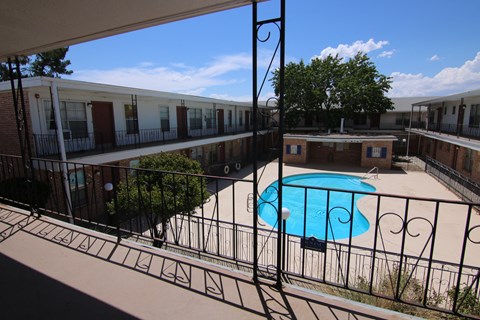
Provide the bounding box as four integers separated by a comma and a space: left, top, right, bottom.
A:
29, 47, 73, 78
272, 53, 393, 129
0, 56, 30, 81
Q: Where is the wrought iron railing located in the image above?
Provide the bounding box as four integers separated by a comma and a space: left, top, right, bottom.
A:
0, 153, 479, 318
414, 122, 480, 140
425, 156, 480, 203
32, 123, 264, 157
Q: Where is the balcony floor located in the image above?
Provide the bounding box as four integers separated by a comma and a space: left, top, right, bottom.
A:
0, 205, 418, 320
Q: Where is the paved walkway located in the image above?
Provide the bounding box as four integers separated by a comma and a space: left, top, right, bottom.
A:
0, 205, 420, 320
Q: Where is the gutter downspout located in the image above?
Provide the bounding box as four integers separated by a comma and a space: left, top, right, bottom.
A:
50, 80, 74, 224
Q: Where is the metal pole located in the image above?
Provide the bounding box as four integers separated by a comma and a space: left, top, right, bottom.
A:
252, 0, 259, 283
276, 0, 286, 288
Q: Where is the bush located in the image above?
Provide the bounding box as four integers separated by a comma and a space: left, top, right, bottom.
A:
0, 177, 51, 209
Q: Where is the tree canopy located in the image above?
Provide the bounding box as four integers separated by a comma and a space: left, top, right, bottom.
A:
0, 47, 73, 81
107, 153, 209, 242
272, 53, 393, 129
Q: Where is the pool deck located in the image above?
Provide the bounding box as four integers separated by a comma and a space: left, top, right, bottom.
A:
205, 161, 479, 266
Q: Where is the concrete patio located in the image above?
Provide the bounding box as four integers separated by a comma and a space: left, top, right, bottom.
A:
0, 205, 420, 320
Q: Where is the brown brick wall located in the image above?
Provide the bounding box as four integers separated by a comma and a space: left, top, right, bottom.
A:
0, 91, 35, 156
284, 138, 307, 164
361, 141, 393, 169
308, 142, 362, 165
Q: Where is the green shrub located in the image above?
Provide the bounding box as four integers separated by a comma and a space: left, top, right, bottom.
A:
0, 177, 51, 208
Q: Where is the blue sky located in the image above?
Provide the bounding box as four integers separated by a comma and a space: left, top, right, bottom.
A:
66, 0, 480, 101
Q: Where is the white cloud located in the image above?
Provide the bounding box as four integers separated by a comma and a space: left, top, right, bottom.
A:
69, 50, 279, 100
378, 50, 395, 58
389, 52, 480, 96
70, 52, 254, 96
312, 39, 389, 60
430, 54, 441, 61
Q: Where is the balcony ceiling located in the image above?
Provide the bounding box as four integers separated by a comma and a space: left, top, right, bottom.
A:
0, 0, 253, 61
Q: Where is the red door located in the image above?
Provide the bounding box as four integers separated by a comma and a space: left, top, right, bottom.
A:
176, 106, 188, 139
217, 109, 224, 134
92, 101, 115, 148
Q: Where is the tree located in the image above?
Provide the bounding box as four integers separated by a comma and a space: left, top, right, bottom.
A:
30, 47, 73, 78
272, 53, 393, 129
0, 56, 30, 81
0, 47, 73, 81
107, 153, 209, 244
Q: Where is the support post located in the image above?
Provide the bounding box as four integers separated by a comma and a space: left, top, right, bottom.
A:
50, 80, 74, 224
276, 0, 286, 288
252, 0, 259, 283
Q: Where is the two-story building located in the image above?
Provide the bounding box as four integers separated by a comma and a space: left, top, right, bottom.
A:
408, 89, 480, 183
0, 77, 275, 174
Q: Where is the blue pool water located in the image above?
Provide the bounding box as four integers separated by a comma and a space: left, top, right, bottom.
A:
258, 173, 376, 240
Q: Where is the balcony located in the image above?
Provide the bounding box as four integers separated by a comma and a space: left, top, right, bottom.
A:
0, 154, 479, 318
411, 122, 480, 141
1, 206, 420, 319
32, 124, 264, 158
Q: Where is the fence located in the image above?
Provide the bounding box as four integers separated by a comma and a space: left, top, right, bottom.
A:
0, 153, 479, 318
425, 156, 480, 204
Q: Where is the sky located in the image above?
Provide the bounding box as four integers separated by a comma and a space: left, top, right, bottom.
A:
65, 0, 480, 102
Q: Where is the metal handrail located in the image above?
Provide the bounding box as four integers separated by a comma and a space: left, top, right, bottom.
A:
362, 166, 378, 179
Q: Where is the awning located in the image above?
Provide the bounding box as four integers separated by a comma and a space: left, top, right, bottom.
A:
0, 0, 253, 61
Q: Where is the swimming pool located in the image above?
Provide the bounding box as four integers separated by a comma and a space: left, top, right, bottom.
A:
258, 173, 376, 240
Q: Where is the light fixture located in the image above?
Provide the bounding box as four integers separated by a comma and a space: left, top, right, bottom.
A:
104, 182, 113, 192
281, 207, 291, 220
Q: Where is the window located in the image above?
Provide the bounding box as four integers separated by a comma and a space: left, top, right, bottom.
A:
286, 144, 302, 155
395, 114, 409, 126
69, 170, 87, 208
366, 146, 387, 158
444, 107, 447, 115
189, 108, 202, 130
463, 149, 473, 172
353, 114, 367, 125
159, 106, 170, 131
228, 110, 232, 127
124, 104, 139, 134
44, 100, 88, 139
239, 110, 243, 126
469, 104, 480, 128
452, 106, 456, 115
205, 109, 214, 129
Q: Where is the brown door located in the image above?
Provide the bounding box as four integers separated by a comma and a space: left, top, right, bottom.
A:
218, 142, 225, 163
436, 108, 443, 131
245, 111, 250, 131
370, 113, 380, 128
457, 105, 465, 135
217, 109, 224, 134
176, 106, 188, 139
92, 101, 115, 149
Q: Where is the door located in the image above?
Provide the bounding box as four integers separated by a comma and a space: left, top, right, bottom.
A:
245, 111, 250, 131
176, 106, 188, 139
436, 108, 443, 131
217, 109, 224, 134
457, 104, 465, 136
370, 113, 380, 128
92, 101, 115, 149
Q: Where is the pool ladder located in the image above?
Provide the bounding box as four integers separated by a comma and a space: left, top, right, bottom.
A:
362, 167, 379, 179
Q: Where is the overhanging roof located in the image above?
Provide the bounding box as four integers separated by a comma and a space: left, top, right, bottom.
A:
412, 88, 480, 106
0, 0, 253, 61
